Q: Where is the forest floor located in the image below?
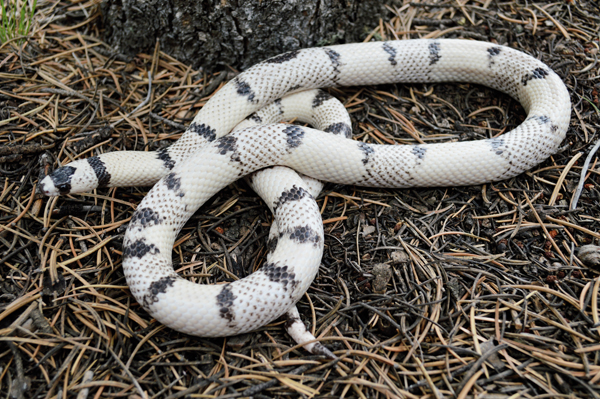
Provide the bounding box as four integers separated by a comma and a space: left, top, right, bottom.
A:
1, 0, 599, 398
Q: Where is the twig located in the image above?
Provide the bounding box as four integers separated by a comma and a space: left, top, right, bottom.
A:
571, 140, 600, 210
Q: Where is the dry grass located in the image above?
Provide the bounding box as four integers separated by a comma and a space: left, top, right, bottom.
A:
1, 0, 599, 398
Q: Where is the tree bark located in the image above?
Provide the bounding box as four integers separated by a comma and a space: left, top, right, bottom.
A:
101, 0, 397, 72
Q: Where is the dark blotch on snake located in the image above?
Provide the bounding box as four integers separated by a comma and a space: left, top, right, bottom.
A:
123, 238, 160, 259
312, 90, 333, 108
522, 67, 549, 86
487, 47, 502, 68
324, 122, 352, 138
263, 262, 297, 291
165, 173, 184, 196
358, 142, 374, 165
267, 235, 279, 254
216, 284, 237, 322
274, 98, 283, 114
46, 166, 76, 195
531, 68, 549, 79
487, 47, 501, 56
216, 136, 241, 162
284, 313, 301, 330
382, 42, 397, 66
189, 122, 216, 142
87, 157, 111, 187
274, 185, 310, 211
310, 343, 336, 359
283, 125, 305, 148
264, 49, 300, 64
249, 113, 262, 123
235, 77, 257, 102
324, 48, 342, 75
531, 115, 551, 124
131, 207, 163, 229
428, 41, 442, 65
412, 146, 427, 159
288, 225, 320, 245
143, 276, 176, 306
157, 148, 175, 170
490, 138, 505, 155
216, 136, 237, 154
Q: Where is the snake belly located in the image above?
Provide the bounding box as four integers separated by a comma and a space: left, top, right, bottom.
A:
41, 39, 571, 339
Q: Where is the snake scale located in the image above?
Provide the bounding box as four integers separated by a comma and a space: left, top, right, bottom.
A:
40, 39, 571, 355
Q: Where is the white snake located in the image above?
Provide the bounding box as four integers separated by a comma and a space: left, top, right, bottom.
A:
40, 39, 571, 355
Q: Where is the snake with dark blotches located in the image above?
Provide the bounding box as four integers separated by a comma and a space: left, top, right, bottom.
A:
40, 39, 571, 355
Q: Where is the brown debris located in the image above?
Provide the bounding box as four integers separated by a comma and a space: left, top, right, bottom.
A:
1, 0, 600, 398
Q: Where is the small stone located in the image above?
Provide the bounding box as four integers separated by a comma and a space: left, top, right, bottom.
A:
390, 250, 409, 264
371, 263, 392, 294
577, 245, 600, 268
362, 225, 376, 236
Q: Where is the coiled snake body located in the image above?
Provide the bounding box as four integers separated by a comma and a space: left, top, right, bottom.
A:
40, 39, 571, 354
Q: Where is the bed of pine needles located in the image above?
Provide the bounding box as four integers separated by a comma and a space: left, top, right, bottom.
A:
1, 0, 599, 398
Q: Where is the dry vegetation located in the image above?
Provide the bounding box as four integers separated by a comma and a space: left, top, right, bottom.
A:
1, 0, 599, 398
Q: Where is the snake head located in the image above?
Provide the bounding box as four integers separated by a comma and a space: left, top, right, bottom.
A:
40, 161, 100, 196
40, 166, 77, 196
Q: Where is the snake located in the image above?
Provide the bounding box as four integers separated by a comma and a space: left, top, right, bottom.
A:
39, 39, 571, 355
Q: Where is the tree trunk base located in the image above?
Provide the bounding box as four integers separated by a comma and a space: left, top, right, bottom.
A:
101, 0, 397, 72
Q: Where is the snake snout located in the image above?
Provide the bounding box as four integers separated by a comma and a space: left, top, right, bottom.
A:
39, 177, 60, 196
